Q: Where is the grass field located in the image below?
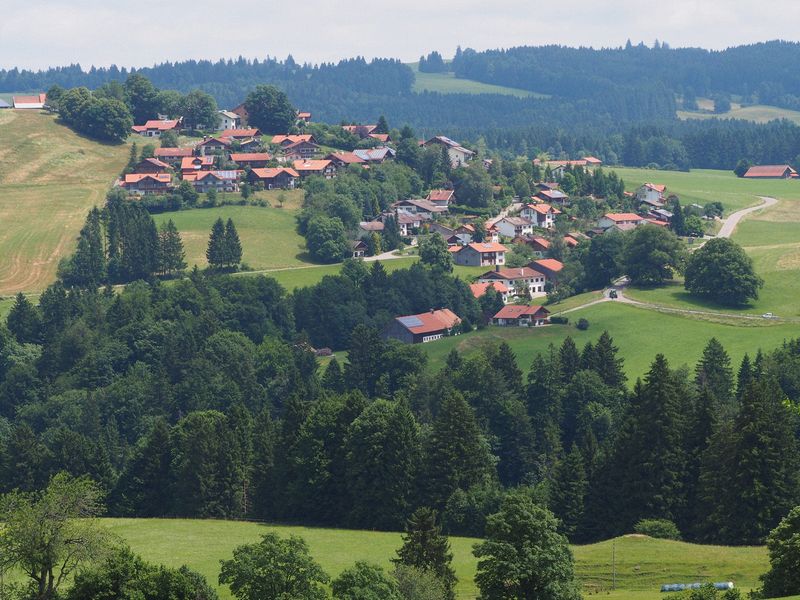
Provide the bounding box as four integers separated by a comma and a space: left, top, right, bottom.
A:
678, 100, 800, 125
153, 203, 310, 271
0, 110, 132, 294
409, 63, 545, 98
613, 167, 800, 214
89, 519, 771, 600
421, 302, 800, 380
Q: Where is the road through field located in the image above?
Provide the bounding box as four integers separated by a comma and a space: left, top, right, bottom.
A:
717, 195, 777, 238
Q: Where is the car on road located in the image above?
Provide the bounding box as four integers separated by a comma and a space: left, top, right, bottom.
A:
609, 289, 618, 299
762, 312, 775, 319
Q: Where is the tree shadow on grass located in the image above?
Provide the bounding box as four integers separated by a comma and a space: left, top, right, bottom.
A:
629, 280, 757, 313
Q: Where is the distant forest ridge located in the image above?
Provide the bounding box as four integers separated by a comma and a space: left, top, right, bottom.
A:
4, 42, 800, 169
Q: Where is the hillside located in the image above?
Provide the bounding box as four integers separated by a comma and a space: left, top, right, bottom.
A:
409, 63, 544, 98
91, 519, 769, 600
0, 109, 131, 295
678, 100, 800, 126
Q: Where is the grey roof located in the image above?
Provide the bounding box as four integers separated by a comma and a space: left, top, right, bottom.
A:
0, 99, 11, 108
397, 315, 423, 328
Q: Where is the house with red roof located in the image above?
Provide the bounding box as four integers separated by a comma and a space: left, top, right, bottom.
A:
426, 189, 455, 207
119, 173, 173, 195
529, 258, 564, 281
132, 158, 171, 174
181, 156, 215, 175
515, 236, 551, 256
325, 152, 366, 169
385, 308, 462, 344
196, 136, 231, 156
230, 153, 272, 168
493, 304, 550, 327
534, 189, 569, 205
219, 128, 262, 140
394, 198, 448, 220
353, 147, 396, 164
342, 124, 378, 138
154, 147, 193, 166
183, 170, 241, 193
248, 167, 299, 189
743, 165, 798, 179
520, 203, 561, 229
452, 242, 508, 267
478, 266, 547, 298
396, 213, 428, 236
297, 111, 312, 123
598, 213, 646, 231
272, 134, 316, 147
282, 140, 320, 160
132, 119, 181, 137
369, 133, 391, 143
292, 159, 337, 179
469, 282, 512, 304
12, 93, 47, 109
636, 183, 667, 205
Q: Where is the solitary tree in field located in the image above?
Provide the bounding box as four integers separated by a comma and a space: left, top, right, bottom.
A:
219, 533, 329, 600
623, 225, 686, 286
158, 219, 187, 276
0, 473, 115, 600
393, 508, 457, 599
224, 218, 243, 268
206, 217, 226, 269
684, 237, 763, 306
473, 494, 581, 600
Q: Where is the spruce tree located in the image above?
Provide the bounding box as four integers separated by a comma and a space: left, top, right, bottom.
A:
206, 217, 226, 269
681, 387, 716, 536
223, 218, 243, 269
489, 342, 523, 395
112, 418, 172, 516
375, 115, 390, 134
549, 445, 588, 540
736, 353, 754, 401
6, 293, 43, 344
592, 331, 627, 390
695, 338, 734, 411
321, 357, 345, 392
67, 207, 106, 287
559, 337, 581, 384
393, 507, 457, 600
422, 391, 494, 510
157, 219, 186, 276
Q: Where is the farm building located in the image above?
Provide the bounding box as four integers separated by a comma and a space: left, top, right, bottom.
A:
743, 165, 798, 179
385, 309, 462, 344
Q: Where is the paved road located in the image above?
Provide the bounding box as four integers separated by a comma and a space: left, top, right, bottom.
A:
717, 196, 777, 238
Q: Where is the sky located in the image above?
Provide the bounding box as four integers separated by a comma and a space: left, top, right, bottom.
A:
2, 0, 800, 71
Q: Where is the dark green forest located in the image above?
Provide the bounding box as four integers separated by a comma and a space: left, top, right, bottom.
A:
7, 43, 800, 168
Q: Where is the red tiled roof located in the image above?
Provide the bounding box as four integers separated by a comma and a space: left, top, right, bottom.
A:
139, 157, 170, 169
292, 159, 333, 172
493, 304, 549, 320
526, 202, 561, 215
743, 165, 797, 178
470, 282, 509, 298
123, 173, 171, 184
134, 119, 180, 131
181, 156, 214, 170
155, 147, 193, 158
327, 152, 366, 164
427, 189, 455, 202
583, 156, 602, 164
297, 111, 311, 118
250, 167, 300, 179
183, 170, 241, 182
603, 212, 643, 222
482, 267, 544, 280
220, 128, 261, 138
643, 183, 667, 192
369, 133, 390, 142
272, 134, 314, 145
13, 93, 47, 105
230, 153, 272, 162
563, 235, 579, 247
197, 136, 231, 146
532, 258, 564, 272
396, 309, 461, 335
644, 218, 670, 227
463, 242, 508, 254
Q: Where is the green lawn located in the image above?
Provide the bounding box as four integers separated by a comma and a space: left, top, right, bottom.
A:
409, 63, 546, 98
153, 205, 310, 271
612, 167, 800, 215
678, 101, 800, 126
89, 519, 771, 600
0, 110, 133, 294
421, 302, 800, 381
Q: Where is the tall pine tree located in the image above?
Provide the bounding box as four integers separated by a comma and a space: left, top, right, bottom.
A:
206, 217, 226, 269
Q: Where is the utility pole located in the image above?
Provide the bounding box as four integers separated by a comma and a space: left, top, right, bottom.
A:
612, 541, 617, 591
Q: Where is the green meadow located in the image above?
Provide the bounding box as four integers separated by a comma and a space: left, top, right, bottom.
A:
86, 519, 771, 600
678, 100, 800, 126
421, 302, 800, 381
409, 63, 546, 98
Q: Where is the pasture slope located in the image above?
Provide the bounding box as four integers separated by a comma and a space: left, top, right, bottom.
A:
678, 98, 800, 125
409, 62, 546, 98
98, 518, 771, 600
0, 109, 132, 296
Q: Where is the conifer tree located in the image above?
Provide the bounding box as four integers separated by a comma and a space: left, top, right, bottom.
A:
251, 409, 277, 519
489, 342, 523, 395
157, 219, 186, 276
112, 418, 172, 516
67, 207, 106, 287
559, 337, 581, 384
736, 353, 754, 401
375, 115, 390, 134
321, 357, 346, 392
6, 293, 43, 344
422, 391, 494, 510
223, 218, 243, 269
206, 217, 226, 269
592, 331, 627, 390
393, 507, 457, 600
695, 338, 734, 411
681, 387, 716, 536
549, 445, 588, 540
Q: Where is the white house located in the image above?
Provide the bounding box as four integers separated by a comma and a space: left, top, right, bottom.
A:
217, 110, 241, 131
495, 216, 534, 239
597, 213, 646, 231
478, 267, 547, 299
636, 183, 667, 205
422, 136, 475, 167
452, 242, 508, 267
520, 203, 560, 229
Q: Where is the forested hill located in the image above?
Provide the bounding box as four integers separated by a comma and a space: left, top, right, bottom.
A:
452, 40, 800, 110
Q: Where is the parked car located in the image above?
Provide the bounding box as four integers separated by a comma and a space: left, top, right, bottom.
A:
609, 289, 618, 299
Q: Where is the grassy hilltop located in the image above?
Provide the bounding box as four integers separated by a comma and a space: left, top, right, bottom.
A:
89, 518, 770, 600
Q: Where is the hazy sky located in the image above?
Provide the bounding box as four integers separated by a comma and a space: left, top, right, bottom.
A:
2, 0, 800, 71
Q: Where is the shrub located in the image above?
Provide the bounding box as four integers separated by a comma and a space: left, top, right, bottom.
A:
634, 518, 682, 540
550, 316, 569, 325
576, 318, 590, 330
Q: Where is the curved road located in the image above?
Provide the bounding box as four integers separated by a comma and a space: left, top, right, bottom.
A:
717, 195, 777, 238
